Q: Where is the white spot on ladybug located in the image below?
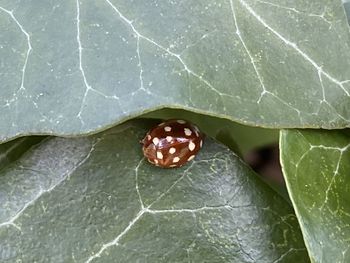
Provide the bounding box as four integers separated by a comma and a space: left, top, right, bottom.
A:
188, 141, 196, 151
169, 147, 176, 154
188, 155, 195, 161
164, 126, 172, 132
152, 137, 159, 145
157, 151, 163, 160
142, 120, 203, 169
184, 128, 192, 136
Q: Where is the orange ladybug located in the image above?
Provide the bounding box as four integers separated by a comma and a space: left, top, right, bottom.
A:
142, 120, 203, 168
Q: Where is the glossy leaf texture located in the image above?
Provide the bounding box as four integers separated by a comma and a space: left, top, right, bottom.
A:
1, 0, 350, 142
280, 129, 350, 263
0, 136, 45, 171
344, 0, 350, 24
0, 120, 308, 262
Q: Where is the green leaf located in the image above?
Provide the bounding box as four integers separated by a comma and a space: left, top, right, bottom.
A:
1, 1, 350, 142
344, 0, 350, 24
0, 136, 45, 171
280, 129, 350, 263
142, 108, 279, 156
0, 120, 308, 262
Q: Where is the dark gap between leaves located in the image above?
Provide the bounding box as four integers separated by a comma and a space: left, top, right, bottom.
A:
244, 143, 290, 202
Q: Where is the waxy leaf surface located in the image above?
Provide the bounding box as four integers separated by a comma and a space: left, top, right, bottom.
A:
1, 0, 350, 141
0, 121, 308, 262
281, 129, 350, 263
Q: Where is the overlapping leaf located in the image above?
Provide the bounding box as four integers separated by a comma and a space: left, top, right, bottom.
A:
0, 0, 350, 142
142, 108, 279, 155
280, 129, 350, 263
0, 136, 44, 171
344, 0, 350, 24
0, 121, 308, 262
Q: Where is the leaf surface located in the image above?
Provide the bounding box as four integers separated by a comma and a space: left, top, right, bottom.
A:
142, 108, 279, 156
280, 129, 350, 263
344, 0, 350, 24
0, 121, 308, 262
0, 136, 45, 171
1, 0, 350, 141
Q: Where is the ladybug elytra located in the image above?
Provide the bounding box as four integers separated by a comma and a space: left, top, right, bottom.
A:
142, 120, 203, 168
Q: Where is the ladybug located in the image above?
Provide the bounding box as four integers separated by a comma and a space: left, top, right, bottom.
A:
142, 119, 203, 168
